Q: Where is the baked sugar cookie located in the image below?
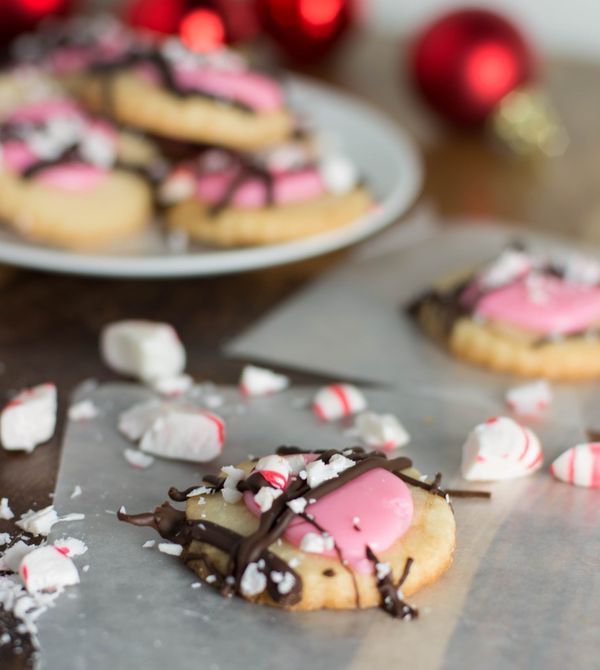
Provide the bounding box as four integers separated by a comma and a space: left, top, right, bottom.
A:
119, 447, 475, 618
0, 97, 153, 249
409, 245, 600, 380
161, 141, 373, 247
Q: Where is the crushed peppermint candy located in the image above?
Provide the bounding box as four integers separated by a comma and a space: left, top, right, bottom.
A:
254, 486, 283, 513
158, 543, 183, 557
53, 537, 88, 557
124, 448, 155, 469
254, 454, 291, 489
0, 497, 14, 520
505, 380, 552, 417
305, 454, 354, 488
0, 532, 10, 546
185, 486, 214, 497
313, 383, 367, 422
0, 383, 57, 452
16, 506, 59, 536
221, 466, 245, 504
354, 412, 410, 450
240, 562, 267, 596
239, 365, 290, 397
375, 562, 392, 580
118, 399, 165, 442
0, 540, 35, 572
270, 571, 296, 595
479, 249, 532, 289
299, 532, 335, 554
287, 497, 307, 514
149, 373, 194, 397
20, 546, 80, 594
67, 399, 99, 422
143, 540, 156, 548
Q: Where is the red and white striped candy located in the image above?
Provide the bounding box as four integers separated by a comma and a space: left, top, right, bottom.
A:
140, 407, 225, 463
19, 546, 79, 593
462, 416, 543, 481
313, 384, 367, 422
254, 455, 291, 489
550, 443, 600, 488
506, 380, 552, 417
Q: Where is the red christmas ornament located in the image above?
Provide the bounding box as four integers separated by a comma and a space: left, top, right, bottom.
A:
412, 8, 536, 127
258, 0, 352, 63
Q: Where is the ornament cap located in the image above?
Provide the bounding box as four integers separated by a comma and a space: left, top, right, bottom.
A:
491, 86, 569, 157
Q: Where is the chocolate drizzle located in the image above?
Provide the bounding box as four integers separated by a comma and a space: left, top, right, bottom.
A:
119, 446, 489, 620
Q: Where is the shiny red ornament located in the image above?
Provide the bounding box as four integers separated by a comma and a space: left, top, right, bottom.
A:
412, 8, 536, 127
258, 0, 352, 63
180, 8, 225, 51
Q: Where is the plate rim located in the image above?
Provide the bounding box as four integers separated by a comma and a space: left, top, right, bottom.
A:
0, 75, 423, 278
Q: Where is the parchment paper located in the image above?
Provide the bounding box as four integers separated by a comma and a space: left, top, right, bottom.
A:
37, 380, 599, 670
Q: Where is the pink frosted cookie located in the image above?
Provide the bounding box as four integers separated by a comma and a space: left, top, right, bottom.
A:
161, 143, 372, 247
0, 96, 153, 249
409, 245, 600, 380
117, 446, 477, 617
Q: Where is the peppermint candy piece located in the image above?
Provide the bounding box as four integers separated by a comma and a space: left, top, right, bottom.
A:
1, 383, 57, 452
20, 546, 79, 594
505, 380, 552, 417
118, 399, 166, 442
462, 416, 543, 481
140, 407, 225, 463
479, 249, 533, 290
550, 443, 600, 488
100, 320, 186, 383
254, 455, 291, 489
319, 154, 358, 195
313, 384, 367, 422
158, 167, 196, 205
239, 365, 289, 397
354, 411, 410, 450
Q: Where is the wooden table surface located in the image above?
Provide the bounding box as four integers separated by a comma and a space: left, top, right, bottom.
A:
1, 29, 600, 668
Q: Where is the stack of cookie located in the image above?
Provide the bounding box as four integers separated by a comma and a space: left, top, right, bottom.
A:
0, 17, 372, 250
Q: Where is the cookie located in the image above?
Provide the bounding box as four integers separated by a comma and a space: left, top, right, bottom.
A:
58, 35, 295, 151
119, 447, 464, 618
161, 142, 373, 247
409, 246, 600, 380
0, 97, 153, 249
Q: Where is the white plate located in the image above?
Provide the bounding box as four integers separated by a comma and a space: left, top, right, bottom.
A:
0, 76, 423, 277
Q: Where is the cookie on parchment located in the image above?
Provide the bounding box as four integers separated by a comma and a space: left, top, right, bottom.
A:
119, 447, 465, 618
408, 246, 600, 380
160, 141, 373, 247
0, 97, 154, 249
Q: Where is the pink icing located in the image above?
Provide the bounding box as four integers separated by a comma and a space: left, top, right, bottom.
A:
2, 101, 114, 192
36, 164, 106, 191
173, 66, 283, 112
244, 462, 414, 574
475, 275, 600, 334
196, 168, 324, 209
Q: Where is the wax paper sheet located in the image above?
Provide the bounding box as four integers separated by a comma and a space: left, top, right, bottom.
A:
37, 377, 599, 670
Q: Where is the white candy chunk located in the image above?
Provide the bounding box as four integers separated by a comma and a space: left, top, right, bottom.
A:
100, 320, 186, 382
506, 380, 552, 417
158, 167, 196, 204
240, 562, 267, 596
462, 416, 543, 481
185, 486, 214, 498
0, 497, 14, 520
551, 443, 600, 488
254, 455, 291, 489
80, 131, 115, 168
287, 497, 307, 514
68, 399, 98, 422
557, 252, 600, 285
355, 412, 410, 450
53, 537, 88, 557
305, 455, 354, 488
0, 533, 10, 546
375, 562, 391, 580
143, 540, 155, 548
124, 448, 155, 469
254, 486, 283, 513
319, 154, 358, 195
221, 466, 245, 504
313, 384, 367, 422
118, 399, 165, 441
70, 485, 82, 499
479, 249, 532, 289
16, 506, 59, 537
240, 365, 290, 397
157, 543, 183, 556
1, 383, 57, 452
299, 532, 334, 554
0, 541, 35, 572
140, 408, 225, 463
19, 546, 79, 593
284, 454, 306, 474
149, 374, 193, 397
270, 571, 296, 595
